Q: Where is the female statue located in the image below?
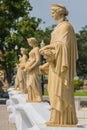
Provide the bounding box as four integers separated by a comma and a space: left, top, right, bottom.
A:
24, 37, 42, 102
39, 4, 78, 126
14, 47, 28, 93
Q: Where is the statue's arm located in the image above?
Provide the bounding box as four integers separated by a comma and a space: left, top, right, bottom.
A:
19, 55, 28, 69
39, 62, 49, 75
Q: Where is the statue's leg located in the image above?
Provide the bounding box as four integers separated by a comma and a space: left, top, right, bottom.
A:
18, 81, 24, 93
46, 109, 64, 126
26, 86, 33, 102
46, 108, 77, 127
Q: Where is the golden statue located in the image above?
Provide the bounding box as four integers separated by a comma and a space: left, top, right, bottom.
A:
14, 48, 28, 93
24, 37, 42, 102
39, 4, 78, 126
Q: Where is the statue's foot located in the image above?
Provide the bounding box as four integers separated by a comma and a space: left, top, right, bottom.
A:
33, 100, 42, 103
26, 99, 29, 102
45, 121, 77, 127
18, 89, 21, 91
26, 99, 33, 103
14, 88, 17, 90
45, 121, 57, 126
18, 91, 24, 94
26, 99, 42, 103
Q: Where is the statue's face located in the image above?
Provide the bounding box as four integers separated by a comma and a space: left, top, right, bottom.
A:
27, 38, 36, 48
51, 7, 61, 21
28, 40, 33, 47
20, 48, 25, 55
21, 50, 23, 54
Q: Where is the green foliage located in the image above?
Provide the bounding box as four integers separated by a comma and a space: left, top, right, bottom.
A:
42, 25, 56, 45
74, 79, 84, 91
76, 26, 87, 77
0, 0, 32, 42
0, 0, 45, 83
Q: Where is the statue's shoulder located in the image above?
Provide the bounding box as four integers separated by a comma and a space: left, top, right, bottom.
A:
34, 47, 39, 51
63, 21, 74, 32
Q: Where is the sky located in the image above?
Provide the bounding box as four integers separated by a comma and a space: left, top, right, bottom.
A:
30, 0, 87, 33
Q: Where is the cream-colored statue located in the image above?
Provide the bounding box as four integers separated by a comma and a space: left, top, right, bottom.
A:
14, 48, 28, 93
24, 37, 42, 102
39, 4, 78, 126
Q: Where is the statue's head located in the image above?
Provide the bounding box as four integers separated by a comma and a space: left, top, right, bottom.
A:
27, 37, 38, 47
51, 4, 68, 20
20, 48, 27, 54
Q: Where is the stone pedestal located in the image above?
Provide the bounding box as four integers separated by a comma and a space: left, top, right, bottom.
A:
6, 88, 87, 130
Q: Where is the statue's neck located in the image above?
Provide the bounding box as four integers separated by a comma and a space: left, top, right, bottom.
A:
57, 16, 67, 24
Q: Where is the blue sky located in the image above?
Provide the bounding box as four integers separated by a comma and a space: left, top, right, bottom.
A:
30, 0, 87, 33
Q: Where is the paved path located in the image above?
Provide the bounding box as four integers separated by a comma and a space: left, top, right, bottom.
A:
0, 105, 17, 130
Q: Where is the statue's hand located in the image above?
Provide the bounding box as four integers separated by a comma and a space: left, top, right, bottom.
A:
28, 67, 32, 72
39, 66, 43, 74
24, 65, 32, 72
39, 63, 49, 75
25, 62, 29, 70
21, 66, 25, 70
19, 64, 25, 69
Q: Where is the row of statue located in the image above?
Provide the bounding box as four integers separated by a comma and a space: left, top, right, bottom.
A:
14, 4, 78, 127
14, 38, 42, 102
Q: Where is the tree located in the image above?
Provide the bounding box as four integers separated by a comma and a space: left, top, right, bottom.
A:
76, 25, 87, 77
74, 79, 83, 91
0, 0, 43, 83
0, 0, 32, 46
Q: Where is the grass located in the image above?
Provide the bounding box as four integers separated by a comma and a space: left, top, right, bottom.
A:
44, 91, 48, 96
74, 91, 87, 96
44, 91, 87, 96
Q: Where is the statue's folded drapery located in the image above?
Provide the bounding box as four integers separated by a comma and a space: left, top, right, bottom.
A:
15, 53, 27, 93
40, 21, 78, 125
26, 46, 42, 102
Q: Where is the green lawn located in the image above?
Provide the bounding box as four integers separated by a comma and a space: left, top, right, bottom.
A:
74, 91, 87, 96
44, 91, 87, 96
44, 91, 48, 96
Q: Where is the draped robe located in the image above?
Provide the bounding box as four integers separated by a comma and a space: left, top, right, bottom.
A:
15, 55, 27, 93
26, 47, 42, 102
47, 21, 78, 125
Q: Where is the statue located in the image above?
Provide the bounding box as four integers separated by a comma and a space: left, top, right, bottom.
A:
14, 47, 28, 93
39, 4, 78, 126
24, 37, 42, 102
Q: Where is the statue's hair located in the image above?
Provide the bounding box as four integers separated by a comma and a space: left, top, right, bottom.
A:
20, 47, 27, 54
51, 4, 68, 16
27, 37, 38, 46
